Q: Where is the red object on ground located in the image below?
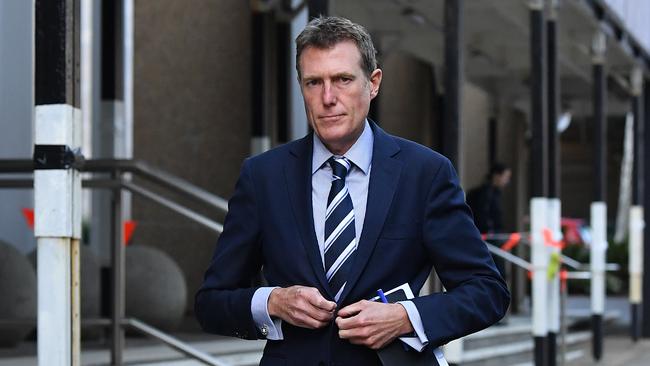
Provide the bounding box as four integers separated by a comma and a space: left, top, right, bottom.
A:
21, 208, 34, 230
500, 233, 521, 251
123, 220, 137, 246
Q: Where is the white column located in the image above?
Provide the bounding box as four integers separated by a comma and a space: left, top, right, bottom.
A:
531, 197, 549, 338
34, 105, 82, 366
590, 202, 607, 316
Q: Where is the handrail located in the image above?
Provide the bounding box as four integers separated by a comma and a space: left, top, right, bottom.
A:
127, 318, 227, 366
0, 158, 227, 366
123, 180, 223, 233
484, 232, 621, 271
485, 242, 532, 270
0, 158, 229, 214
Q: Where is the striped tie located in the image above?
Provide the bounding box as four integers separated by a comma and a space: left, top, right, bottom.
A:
324, 156, 357, 301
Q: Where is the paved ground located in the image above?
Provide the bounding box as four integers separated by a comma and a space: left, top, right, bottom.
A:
570, 336, 650, 366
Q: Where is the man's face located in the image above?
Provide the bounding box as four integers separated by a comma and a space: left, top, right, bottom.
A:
298, 41, 382, 155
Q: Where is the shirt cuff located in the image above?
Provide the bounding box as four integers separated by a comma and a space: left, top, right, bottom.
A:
397, 300, 429, 351
251, 287, 284, 340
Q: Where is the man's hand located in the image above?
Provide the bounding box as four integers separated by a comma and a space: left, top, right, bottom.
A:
268, 286, 336, 329
335, 300, 414, 350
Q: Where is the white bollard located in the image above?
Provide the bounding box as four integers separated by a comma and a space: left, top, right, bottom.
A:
590, 201, 606, 359
531, 197, 549, 364
34, 105, 82, 366
629, 206, 644, 340
547, 198, 562, 363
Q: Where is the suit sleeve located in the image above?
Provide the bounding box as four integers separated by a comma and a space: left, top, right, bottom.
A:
412, 158, 510, 347
194, 159, 264, 339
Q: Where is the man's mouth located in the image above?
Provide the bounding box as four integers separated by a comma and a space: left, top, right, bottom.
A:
320, 114, 345, 122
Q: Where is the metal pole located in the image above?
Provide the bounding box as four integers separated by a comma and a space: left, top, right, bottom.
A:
251, 7, 271, 155
639, 79, 650, 338
546, 2, 561, 363
276, 1, 291, 144
530, 1, 548, 363
34, 0, 81, 365
530, 0, 548, 199
590, 31, 607, 361
111, 171, 125, 365
443, 0, 464, 174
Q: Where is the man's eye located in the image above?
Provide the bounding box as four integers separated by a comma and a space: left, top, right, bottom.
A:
305, 80, 319, 86
338, 77, 352, 84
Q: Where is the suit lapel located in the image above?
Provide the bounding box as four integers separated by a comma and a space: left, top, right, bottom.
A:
284, 135, 332, 297
338, 124, 402, 303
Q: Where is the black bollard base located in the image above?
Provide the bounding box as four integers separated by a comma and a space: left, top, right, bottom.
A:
534, 336, 546, 366
548, 332, 557, 366
631, 303, 640, 342
592, 314, 603, 360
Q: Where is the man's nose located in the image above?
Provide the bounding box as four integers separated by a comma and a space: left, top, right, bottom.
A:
322, 82, 337, 106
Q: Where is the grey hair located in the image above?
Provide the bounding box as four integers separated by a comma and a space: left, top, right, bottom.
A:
295, 16, 377, 80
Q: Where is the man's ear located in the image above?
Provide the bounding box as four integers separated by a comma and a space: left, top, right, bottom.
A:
369, 68, 382, 99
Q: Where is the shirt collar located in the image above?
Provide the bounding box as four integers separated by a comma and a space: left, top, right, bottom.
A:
312, 119, 373, 175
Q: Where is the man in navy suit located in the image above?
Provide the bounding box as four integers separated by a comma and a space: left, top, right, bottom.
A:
195, 16, 509, 365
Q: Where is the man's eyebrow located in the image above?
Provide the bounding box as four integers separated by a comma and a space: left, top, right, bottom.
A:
301, 75, 321, 82
332, 72, 355, 79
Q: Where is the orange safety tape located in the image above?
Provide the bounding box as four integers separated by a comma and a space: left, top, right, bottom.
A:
542, 228, 565, 249
500, 233, 522, 251
21, 208, 35, 230
123, 220, 137, 246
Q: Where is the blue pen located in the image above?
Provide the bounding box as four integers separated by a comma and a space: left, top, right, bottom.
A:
377, 289, 388, 303
377, 289, 409, 351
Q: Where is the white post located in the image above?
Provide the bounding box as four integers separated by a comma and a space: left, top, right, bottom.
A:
443, 337, 463, 364
251, 136, 271, 156
629, 205, 644, 340
531, 197, 549, 356
34, 105, 82, 366
590, 201, 607, 356
547, 198, 561, 359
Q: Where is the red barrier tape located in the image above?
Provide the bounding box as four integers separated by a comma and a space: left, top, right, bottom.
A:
500, 233, 522, 251
124, 220, 137, 246
542, 228, 565, 249
21, 208, 34, 230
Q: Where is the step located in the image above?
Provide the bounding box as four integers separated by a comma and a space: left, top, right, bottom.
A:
463, 322, 531, 350
510, 349, 585, 366
0, 338, 266, 366
460, 331, 591, 366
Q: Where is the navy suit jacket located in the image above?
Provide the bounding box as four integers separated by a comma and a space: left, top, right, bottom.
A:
195, 122, 510, 366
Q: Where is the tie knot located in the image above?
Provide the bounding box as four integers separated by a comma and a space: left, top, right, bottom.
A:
329, 156, 351, 180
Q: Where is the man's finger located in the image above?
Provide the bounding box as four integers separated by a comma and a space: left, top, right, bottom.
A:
304, 289, 336, 311
337, 300, 367, 318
